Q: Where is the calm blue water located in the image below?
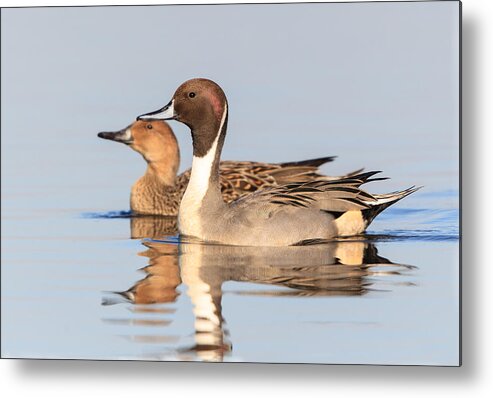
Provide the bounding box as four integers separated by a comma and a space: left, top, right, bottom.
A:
1, 192, 460, 364
1, 3, 459, 365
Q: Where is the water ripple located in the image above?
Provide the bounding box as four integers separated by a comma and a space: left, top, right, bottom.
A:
82, 210, 133, 219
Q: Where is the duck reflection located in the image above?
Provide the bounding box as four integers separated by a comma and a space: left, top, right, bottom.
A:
129, 215, 177, 239
114, 242, 180, 305
101, 242, 181, 350
175, 239, 416, 361
104, 236, 415, 362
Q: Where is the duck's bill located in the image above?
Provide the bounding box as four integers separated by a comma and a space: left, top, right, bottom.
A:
137, 100, 175, 121
97, 128, 133, 145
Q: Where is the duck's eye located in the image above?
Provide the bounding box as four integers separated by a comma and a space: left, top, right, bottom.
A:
188, 92, 196, 98
146, 124, 153, 130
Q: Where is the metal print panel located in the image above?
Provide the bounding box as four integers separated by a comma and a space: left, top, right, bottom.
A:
1, 1, 460, 365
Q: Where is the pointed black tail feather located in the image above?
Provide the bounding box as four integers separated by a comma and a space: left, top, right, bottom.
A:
338, 170, 383, 183
279, 156, 337, 168
362, 186, 422, 225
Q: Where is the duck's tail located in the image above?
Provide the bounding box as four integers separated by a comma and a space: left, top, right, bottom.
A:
362, 186, 422, 226
278, 156, 336, 168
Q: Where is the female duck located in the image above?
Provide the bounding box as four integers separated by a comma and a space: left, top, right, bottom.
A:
98, 120, 341, 216
137, 78, 418, 246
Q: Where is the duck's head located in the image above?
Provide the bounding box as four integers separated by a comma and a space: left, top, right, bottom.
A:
137, 79, 228, 157
137, 79, 227, 128
97, 120, 179, 165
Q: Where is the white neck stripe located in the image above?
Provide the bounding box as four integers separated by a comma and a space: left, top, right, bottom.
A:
186, 102, 227, 199
178, 103, 227, 236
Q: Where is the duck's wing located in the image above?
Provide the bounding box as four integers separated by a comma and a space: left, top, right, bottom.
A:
232, 171, 419, 218
231, 171, 382, 212
216, 156, 338, 202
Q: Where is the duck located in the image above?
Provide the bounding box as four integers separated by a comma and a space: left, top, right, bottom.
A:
98, 119, 356, 216
137, 78, 420, 246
